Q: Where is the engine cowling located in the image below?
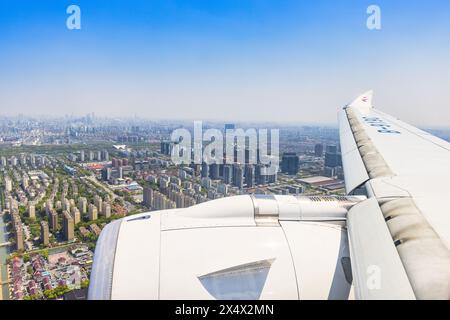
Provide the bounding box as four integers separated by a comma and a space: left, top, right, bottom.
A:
88, 194, 365, 300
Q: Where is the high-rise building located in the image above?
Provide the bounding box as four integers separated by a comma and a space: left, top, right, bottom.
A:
159, 177, 169, 190
201, 162, 209, 178
326, 145, 337, 153
45, 200, 53, 215
63, 198, 70, 211
314, 144, 324, 157
143, 187, 153, 208
223, 165, 233, 184
88, 204, 98, 221
102, 150, 109, 161
9, 156, 17, 167
69, 154, 77, 162
148, 175, 158, 185
255, 164, 267, 185
201, 177, 212, 189
244, 165, 255, 188
152, 191, 176, 210
78, 197, 87, 214
9, 197, 18, 211
281, 153, 299, 175
22, 175, 29, 188
324, 166, 336, 178
79, 150, 85, 162
178, 169, 188, 180
170, 176, 181, 186
244, 148, 257, 165
101, 167, 111, 182
15, 222, 24, 251
40, 221, 49, 246
49, 210, 59, 231
28, 203, 35, 219
184, 196, 196, 208
209, 163, 220, 180
94, 195, 103, 214
4, 177, 12, 192
233, 164, 244, 189
217, 183, 228, 195
183, 181, 192, 190
267, 172, 277, 184
160, 141, 173, 155
102, 202, 111, 218
325, 145, 342, 168
10, 156, 18, 166
207, 189, 217, 200
170, 191, 185, 208
63, 211, 74, 241
71, 206, 81, 224
19, 155, 26, 166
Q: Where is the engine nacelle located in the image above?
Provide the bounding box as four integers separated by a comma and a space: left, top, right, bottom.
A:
88, 195, 365, 300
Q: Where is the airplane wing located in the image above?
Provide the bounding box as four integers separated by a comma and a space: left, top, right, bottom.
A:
339, 91, 450, 299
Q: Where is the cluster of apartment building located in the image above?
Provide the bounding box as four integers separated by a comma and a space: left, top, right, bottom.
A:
9, 245, 93, 300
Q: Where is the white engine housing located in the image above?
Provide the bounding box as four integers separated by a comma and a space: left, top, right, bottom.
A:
89, 195, 365, 300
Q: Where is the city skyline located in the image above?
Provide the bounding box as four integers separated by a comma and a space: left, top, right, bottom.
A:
1, 1, 450, 127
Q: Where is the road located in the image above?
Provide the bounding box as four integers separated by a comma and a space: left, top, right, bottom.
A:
83, 175, 117, 200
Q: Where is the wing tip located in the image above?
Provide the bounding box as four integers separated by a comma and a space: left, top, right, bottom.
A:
347, 90, 374, 112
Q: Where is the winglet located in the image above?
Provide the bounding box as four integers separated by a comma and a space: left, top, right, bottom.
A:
347, 90, 373, 113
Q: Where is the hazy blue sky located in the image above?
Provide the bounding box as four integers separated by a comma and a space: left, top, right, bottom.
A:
0, 0, 449, 127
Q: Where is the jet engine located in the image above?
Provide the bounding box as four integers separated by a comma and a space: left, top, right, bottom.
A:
88, 194, 365, 300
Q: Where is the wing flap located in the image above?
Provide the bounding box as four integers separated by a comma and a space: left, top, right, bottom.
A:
338, 109, 370, 193
347, 198, 415, 300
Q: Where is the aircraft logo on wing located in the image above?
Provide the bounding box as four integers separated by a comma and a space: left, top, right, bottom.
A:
362, 116, 401, 134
